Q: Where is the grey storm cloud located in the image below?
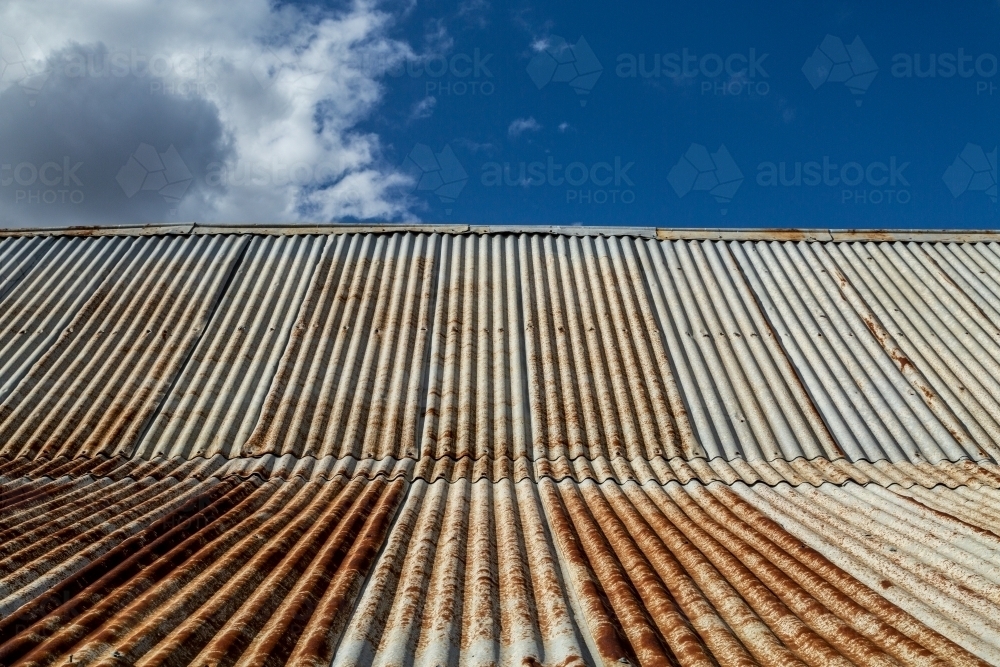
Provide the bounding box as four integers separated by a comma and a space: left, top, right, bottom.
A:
0, 44, 231, 227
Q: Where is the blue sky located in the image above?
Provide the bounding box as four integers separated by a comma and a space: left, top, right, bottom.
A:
0, 0, 997, 228
371, 0, 999, 228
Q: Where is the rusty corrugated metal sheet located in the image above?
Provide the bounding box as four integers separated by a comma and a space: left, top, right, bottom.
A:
732, 240, 1000, 464
0, 237, 134, 403
7, 449, 1000, 491
135, 235, 326, 459
3, 227, 1000, 666
0, 463, 406, 666
133, 232, 999, 467
2, 231, 998, 466
0, 234, 248, 460
1, 460, 999, 665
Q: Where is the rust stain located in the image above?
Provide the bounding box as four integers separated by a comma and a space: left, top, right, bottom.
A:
892, 491, 1000, 541
2, 230, 1000, 665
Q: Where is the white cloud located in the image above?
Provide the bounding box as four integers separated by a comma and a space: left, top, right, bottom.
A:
409, 95, 437, 120
458, 0, 490, 27
0, 0, 417, 227
507, 116, 541, 137
530, 38, 551, 53
558, 122, 570, 132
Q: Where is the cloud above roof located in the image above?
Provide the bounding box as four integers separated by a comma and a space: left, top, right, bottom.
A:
0, 0, 417, 227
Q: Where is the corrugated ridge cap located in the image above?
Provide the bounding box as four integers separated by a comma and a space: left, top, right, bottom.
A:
2, 223, 999, 242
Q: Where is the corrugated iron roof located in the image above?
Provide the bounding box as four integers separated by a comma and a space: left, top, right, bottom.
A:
2, 225, 1000, 665
1, 461, 998, 665
4, 230, 996, 465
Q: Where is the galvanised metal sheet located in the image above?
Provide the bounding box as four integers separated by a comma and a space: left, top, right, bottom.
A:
0, 465, 406, 667
0, 236, 135, 403
0, 233, 248, 460
2, 227, 1000, 665
5, 450, 1000, 494
134, 234, 326, 459
733, 240, 1000, 465
0, 236, 53, 304
732, 477, 1000, 664
1, 231, 999, 467
1, 461, 997, 666
224, 233, 1000, 466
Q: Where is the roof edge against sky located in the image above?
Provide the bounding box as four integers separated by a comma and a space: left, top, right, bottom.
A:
0, 222, 998, 242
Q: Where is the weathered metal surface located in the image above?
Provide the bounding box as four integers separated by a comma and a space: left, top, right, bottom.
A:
0, 234, 247, 460
3, 462, 997, 665
731, 478, 1000, 663
0, 467, 407, 667
2, 231, 999, 465
134, 235, 326, 459
0, 237, 134, 403
1, 227, 1000, 664
5, 223, 1000, 243
732, 240, 1000, 464
0, 236, 53, 304
230, 233, 999, 466
5, 451, 1000, 495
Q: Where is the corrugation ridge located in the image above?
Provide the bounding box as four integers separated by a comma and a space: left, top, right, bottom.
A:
959, 242, 1000, 305
606, 237, 689, 460
739, 240, 919, 464
831, 240, 1000, 458
333, 477, 592, 667
776, 240, 951, 462
701, 481, 989, 667
309, 233, 400, 460
128, 233, 299, 459
646, 240, 747, 460
842, 242, 987, 460
920, 242, 1000, 331
676, 240, 787, 461
94, 234, 249, 458
7, 233, 997, 466
0, 236, 53, 305
8, 453, 1000, 490
0, 476, 215, 618
825, 243, 1000, 462
0, 236, 164, 457
716, 240, 848, 461
241, 233, 367, 457
0, 237, 133, 402
732, 480, 1000, 663
127, 232, 255, 459
0, 473, 997, 664
730, 242, 871, 462
0, 235, 248, 460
